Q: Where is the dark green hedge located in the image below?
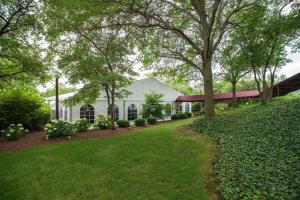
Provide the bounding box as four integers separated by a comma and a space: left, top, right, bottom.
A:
193, 98, 300, 200
146, 117, 157, 124
134, 118, 145, 127
0, 88, 51, 130
117, 120, 130, 128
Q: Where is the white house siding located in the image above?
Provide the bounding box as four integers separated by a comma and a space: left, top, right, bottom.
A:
46, 78, 192, 122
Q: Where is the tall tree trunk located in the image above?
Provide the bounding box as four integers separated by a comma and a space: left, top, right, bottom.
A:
203, 58, 214, 118
231, 81, 237, 108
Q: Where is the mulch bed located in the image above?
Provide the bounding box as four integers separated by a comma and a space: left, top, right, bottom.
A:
0, 126, 147, 152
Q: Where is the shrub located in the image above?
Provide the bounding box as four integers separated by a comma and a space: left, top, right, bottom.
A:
74, 118, 90, 132
178, 113, 187, 119
95, 115, 111, 129
2, 123, 29, 140
44, 120, 75, 138
134, 118, 145, 127
117, 120, 130, 128
142, 92, 164, 119
171, 114, 180, 120
193, 98, 300, 200
0, 88, 51, 130
184, 112, 192, 118
147, 117, 157, 124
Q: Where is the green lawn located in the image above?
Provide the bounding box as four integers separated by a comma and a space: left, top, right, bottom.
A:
0, 118, 217, 200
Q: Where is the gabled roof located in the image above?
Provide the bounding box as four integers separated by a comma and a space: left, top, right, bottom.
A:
46, 78, 182, 102
273, 72, 300, 96
176, 90, 260, 102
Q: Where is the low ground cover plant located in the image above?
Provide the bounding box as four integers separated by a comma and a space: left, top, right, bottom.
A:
45, 120, 75, 138
134, 118, 145, 126
116, 120, 130, 128
74, 118, 90, 132
146, 117, 157, 124
1, 124, 29, 140
95, 115, 111, 129
193, 98, 300, 200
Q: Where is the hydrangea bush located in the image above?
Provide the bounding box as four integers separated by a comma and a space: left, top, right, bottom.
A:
2, 123, 29, 140
74, 118, 90, 132
44, 120, 75, 138
95, 115, 111, 129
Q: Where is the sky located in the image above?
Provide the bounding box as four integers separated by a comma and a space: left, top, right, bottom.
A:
38, 51, 300, 92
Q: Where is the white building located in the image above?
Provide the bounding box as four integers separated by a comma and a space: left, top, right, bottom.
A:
46, 78, 192, 123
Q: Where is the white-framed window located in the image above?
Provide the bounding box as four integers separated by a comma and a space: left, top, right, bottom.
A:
80, 105, 95, 123
128, 104, 137, 120
185, 103, 190, 113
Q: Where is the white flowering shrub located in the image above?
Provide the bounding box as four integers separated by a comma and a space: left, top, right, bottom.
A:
95, 115, 111, 129
74, 118, 90, 132
44, 120, 75, 138
2, 123, 29, 140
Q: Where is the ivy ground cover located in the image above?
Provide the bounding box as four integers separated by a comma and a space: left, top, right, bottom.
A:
193, 97, 300, 200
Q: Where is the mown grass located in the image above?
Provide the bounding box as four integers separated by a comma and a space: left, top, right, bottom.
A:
0, 118, 218, 200
193, 97, 300, 200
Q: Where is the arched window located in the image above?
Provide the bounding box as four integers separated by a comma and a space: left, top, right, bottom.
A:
107, 105, 119, 121
80, 104, 95, 123
128, 104, 137, 120
185, 103, 190, 113
165, 103, 171, 116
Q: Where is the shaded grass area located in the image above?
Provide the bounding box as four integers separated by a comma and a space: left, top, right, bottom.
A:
193, 97, 300, 200
0, 118, 218, 200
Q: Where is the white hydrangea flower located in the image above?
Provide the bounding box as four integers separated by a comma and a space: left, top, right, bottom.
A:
25, 129, 29, 133
6, 134, 11, 137
17, 123, 22, 127
9, 130, 14, 133
19, 127, 24, 131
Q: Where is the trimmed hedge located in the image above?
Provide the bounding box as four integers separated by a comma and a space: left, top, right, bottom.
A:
134, 118, 145, 127
193, 98, 300, 200
171, 113, 187, 120
117, 120, 130, 128
147, 117, 157, 124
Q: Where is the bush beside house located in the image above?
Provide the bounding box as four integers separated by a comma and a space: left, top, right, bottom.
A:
74, 118, 90, 132
117, 120, 130, 127
0, 88, 51, 130
44, 120, 75, 138
95, 115, 111, 129
147, 117, 157, 124
134, 118, 145, 126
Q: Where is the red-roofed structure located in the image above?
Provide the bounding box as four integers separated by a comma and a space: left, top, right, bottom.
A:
176, 90, 260, 102
176, 72, 300, 102
273, 72, 300, 96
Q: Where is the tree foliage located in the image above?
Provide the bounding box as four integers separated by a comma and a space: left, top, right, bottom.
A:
44, 1, 137, 128
142, 91, 164, 119
0, 0, 49, 87
228, 1, 299, 104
